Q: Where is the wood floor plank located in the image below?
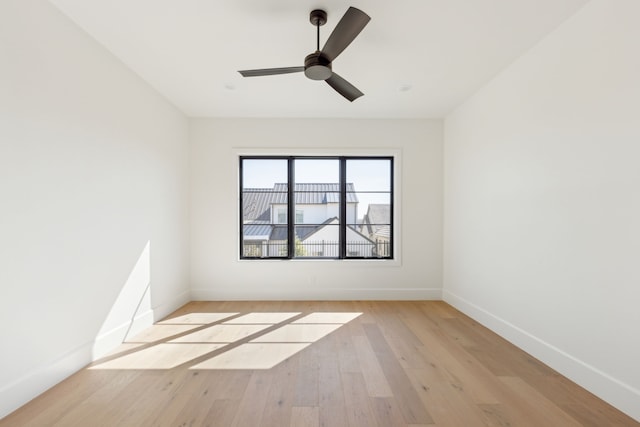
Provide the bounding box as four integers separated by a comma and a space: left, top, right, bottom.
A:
335, 323, 361, 374
510, 364, 634, 427
499, 376, 583, 427
317, 329, 348, 427
231, 370, 274, 427
0, 370, 120, 427
294, 344, 320, 407
163, 370, 251, 427
50, 370, 143, 426
369, 397, 407, 427
477, 403, 514, 427
352, 334, 394, 397
341, 372, 380, 427
374, 307, 430, 371
363, 323, 434, 425
134, 370, 204, 426
260, 357, 298, 427
406, 367, 489, 427
402, 310, 502, 405
2, 301, 638, 427
404, 312, 583, 426
110, 371, 187, 426
204, 399, 244, 427
290, 406, 319, 427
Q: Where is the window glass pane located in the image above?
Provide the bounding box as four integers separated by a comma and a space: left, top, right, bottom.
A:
354, 196, 391, 258
294, 160, 340, 258
277, 208, 287, 224
346, 224, 378, 257
346, 159, 392, 222
346, 159, 391, 191
241, 159, 288, 258
267, 225, 289, 257
295, 224, 339, 258
294, 159, 339, 184
349, 193, 391, 226
242, 159, 287, 188
346, 159, 392, 258
294, 159, 339, 223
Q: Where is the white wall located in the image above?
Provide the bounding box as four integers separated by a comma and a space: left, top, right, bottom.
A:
190, 118, 443, 300
0, 0, 190, 418
444, 0, 640, 420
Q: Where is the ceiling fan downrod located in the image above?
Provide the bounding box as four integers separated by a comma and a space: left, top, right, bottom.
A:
305, 10, 331, 81
310, 9, 327, 51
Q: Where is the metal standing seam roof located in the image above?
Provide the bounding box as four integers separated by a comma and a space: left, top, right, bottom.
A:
268, 217, 375, 244
362, 204, 392, 238
273, 183, 358, 203
242, 189, 286, 222
242, 223, 273, 238
243, 183, 358, 221
268, 218, 338, 241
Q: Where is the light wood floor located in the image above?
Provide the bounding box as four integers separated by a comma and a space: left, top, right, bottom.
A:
2, 301, 637, 426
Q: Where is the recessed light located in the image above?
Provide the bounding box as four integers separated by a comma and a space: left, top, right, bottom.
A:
399, 84, 412, 92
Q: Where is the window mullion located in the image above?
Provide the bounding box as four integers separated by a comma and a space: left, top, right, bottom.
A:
287, 157, 295, 259
239, 158, 244, 259
339, 157, 347, 259
389, 159, 394, 259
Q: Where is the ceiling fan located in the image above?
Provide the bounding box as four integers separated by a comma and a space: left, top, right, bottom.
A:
238, 7, 371, 102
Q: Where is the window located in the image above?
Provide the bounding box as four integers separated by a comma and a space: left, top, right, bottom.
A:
240, 156, 393, 259
277, 209, 287, 224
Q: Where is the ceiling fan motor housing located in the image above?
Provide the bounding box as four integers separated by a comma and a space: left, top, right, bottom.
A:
304, 52, 332, 80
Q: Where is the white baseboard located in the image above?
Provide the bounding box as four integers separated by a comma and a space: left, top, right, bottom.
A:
190, 287, 443, 301
152, 289, 191, 321
443, 290, 640, 423
0, 340, 92, 420
91, 309, 155, 359
0, 289, 191, 420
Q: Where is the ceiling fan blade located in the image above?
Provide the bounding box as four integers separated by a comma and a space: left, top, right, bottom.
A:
326, 73, 364, 102
321, 7, 370, 62
238, 66, 304, 77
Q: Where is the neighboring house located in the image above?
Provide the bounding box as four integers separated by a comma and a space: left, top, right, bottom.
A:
242, 183, 375, 257
360, 204, 391, 257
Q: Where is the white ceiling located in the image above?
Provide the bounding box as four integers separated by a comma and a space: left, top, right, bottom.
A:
49, 0, 588, 118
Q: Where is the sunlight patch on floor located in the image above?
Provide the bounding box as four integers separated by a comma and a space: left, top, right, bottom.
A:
190, 343, 310, 370
90, 343, 225, 369
223, 312, 301, 324
169, 324, 272, 343
91, 312, 362, 371
124, 324, 202, 343
158, 312, 240, 325
192, 312, 362, 370
251, 324, 342, 343
102, 342, 147, 358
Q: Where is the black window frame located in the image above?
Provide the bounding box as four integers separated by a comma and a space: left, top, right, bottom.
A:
239, 155, 394, 260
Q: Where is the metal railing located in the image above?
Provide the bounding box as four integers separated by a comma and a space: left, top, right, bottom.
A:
243, 240, 390, 258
